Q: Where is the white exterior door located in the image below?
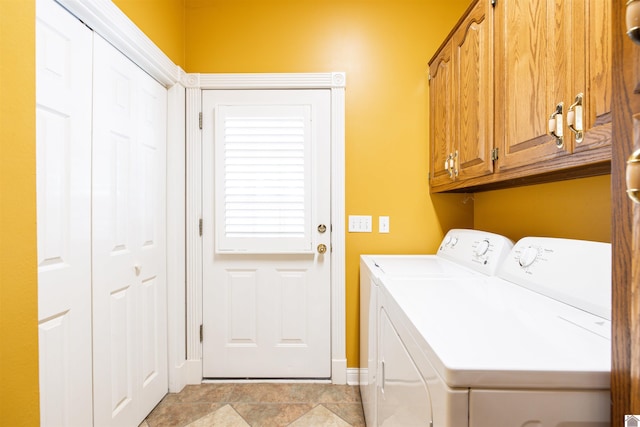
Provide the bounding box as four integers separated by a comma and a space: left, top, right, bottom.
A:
92, 34, 168, 426
36, 0, 93, 425
202, 89, 331, 378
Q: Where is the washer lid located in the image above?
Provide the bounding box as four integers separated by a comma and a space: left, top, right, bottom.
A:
364, 255, 478, 280
381, 276, 611, 390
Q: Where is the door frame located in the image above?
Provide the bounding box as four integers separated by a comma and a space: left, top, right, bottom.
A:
184, 73, 347, 384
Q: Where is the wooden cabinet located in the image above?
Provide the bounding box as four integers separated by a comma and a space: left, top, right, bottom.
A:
429, 0, 493, 190
429, 0, 611, 192
494, 0, 571, 170
495, 0, 611, 171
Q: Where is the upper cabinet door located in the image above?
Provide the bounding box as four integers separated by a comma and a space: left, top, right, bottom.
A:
572, 0, 612, 154
429, 0, 494, 191
495, 0, 573, 171
454, 0, 494, 182
429, 39, 455, 189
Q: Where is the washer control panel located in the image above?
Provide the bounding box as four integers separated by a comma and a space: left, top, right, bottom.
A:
498, 237, 612, 320
437, 229, 513, 275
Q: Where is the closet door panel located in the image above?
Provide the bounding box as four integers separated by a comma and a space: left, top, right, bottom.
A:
36, 0, 93, 425
92, 34, 168, 426
134, 62, 168, 415
92, 35, 139, 427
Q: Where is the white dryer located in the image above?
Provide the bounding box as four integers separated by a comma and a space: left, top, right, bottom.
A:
359, 229, 514, 426
377, 237, 611, 426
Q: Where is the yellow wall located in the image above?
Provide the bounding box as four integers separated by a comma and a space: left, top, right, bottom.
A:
115, 0, 612, 371
474, 175, 611, 243
114, 0, 186, 67
0, 1, 39, 425
183, 0, 474, 367
4, 4, 611, 422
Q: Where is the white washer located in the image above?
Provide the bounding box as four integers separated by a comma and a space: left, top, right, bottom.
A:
377, 237, 611, 426
359, 229, 514, 426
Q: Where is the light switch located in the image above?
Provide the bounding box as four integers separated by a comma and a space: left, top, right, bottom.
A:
379, 216, 390, 233
348, 215, 372, 232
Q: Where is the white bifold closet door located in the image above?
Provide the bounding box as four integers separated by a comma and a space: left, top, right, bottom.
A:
91, 34, 168, 427
36, 1, 169, 425
36, 0, 93, 425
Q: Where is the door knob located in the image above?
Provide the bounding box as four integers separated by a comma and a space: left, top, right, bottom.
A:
626, 148, 640, 203
317, 244, 327, 254
627, 0, 640, 45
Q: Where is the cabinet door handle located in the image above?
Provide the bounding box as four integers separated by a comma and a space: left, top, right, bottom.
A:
445, 154, 454, 179
452, 150, 459, 177
567, 93, 584, 144
548, 102, 564, 148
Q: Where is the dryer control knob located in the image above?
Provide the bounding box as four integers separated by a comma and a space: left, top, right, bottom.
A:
475, 239, 490, 257
518, 246, 539, 268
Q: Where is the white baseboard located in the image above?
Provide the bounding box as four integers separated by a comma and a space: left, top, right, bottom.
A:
332, 358, 348, 384
186, 359, 203, 385
346, 368, 360, 386
168, 361, 187, 393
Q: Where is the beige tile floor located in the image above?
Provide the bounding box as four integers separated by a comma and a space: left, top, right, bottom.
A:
140, 383, 365, 427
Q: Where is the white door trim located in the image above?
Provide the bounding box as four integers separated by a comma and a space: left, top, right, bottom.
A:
184, 73, 347, 384
52, 0, 182, 86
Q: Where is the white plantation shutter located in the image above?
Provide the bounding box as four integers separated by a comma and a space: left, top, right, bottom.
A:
215, 104, 313, 253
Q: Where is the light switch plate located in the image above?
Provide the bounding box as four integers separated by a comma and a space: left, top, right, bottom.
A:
348, 215, 372, 232
379, 216, 389, 233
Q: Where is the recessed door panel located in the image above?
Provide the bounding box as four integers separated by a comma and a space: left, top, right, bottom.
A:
226, 270, 258, 345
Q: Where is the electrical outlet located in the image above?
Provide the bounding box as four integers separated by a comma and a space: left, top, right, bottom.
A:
348, 215, 372, 232
379, 216, 390, 233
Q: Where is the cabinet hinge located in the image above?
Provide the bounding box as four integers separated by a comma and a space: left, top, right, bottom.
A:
199, 112, 203, 130
199, 324, 203, 342
491, 148, 499, 161
427, 74, 432, 82
199, 218, 203, 236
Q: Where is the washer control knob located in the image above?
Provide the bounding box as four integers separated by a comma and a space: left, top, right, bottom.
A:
475, 239, 490, 257
450, 236, 459, 247
518, 246, 539, 268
